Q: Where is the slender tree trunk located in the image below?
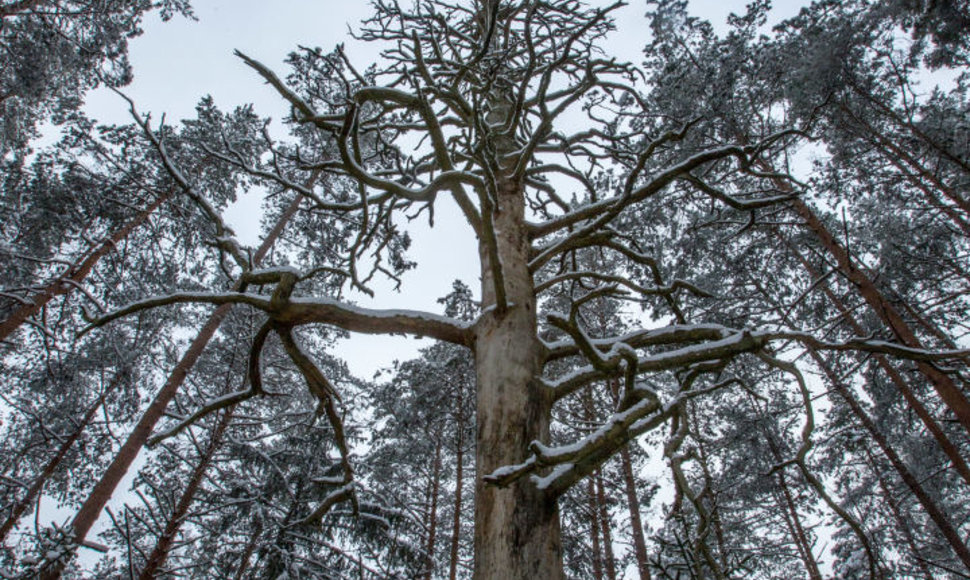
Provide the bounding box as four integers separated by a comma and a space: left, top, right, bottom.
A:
810, 349, 970, 572
137, 407, 234, 579
619, 445, 651, 580
775, 472, 822, 580
783, 238, 970, 487
785, 195, 970, 434
0, 371, 125, 544
41, 193, 305, 579
473, 178, 562, 579
595, 471, 617, 580
0, 192, 170, 343
865, 447, 935, 580
423, 435, 443, 580
448, 390, 466, 580
588, 477, 604, 580
606, 376, 652, 580
233, 516, 263, 580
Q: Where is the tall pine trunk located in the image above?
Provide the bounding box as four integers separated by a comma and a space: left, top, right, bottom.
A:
0, 370, 126, 544
448, 380, 467, 580
809, 348, 970, 572
775, 472, 822, 580
782, 238, 970, 487
766, 162, 970, 433
473, 179, 563, 579
0, 192, 169, 343
137, 407, 234, 579
423, 435, 443, 580
619, 445, 651, 579
40, 194, 304, 579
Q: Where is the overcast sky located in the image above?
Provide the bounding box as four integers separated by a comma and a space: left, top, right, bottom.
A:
81, 0, 810, 379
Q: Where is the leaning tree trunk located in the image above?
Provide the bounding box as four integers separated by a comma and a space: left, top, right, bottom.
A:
782, 243, 970, 488
761, 158, 970, 434
40, 193, 306, 579
137, 407, 234, 579
473, 178, 563, 579
0, 370, 126, 544
0, 191, 170, 343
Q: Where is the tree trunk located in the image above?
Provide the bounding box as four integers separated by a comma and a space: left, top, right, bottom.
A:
0, 191, 170, 343
448, 389, 466, 580
423, 435, 443, 580
865, 447, 935, 580
41, 193, 305, 579
786, 195, 970, 435
0, 370, 125, 544
810, 348, 970, 572
783, 237, 970, 488
588, 477, 604, 580
595, 471, 617, 580
233, 516, 263, 580
775, 472, 822, 580
473, 178, 563, 579
619, 445, 651, 580
138, 407, 234, 579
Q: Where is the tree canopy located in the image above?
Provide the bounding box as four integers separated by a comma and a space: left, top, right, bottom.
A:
2, 0, 970, 578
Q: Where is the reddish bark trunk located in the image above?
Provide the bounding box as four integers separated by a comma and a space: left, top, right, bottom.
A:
788, 196, 970, 435
776, 472, 822, 580
619, 445, 651, 580
233, 516, 263, 580
866, 447, 935, 580
0, 371, 125, 544
40, 194, 304, 579
137, 408, 234, 579
811, 349, 970, 572
784, 238, 970, 487
0, 192, 170, 343
595, 471, 617, 580
423, 436, 443, 580
587, 477, 604, 580
448, 389, 466, 580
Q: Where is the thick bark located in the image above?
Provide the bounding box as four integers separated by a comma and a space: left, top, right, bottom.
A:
0, 371, 125, 544
473, 179, 563, 579
0, 192, 169, 344
41, 194, 304, 579
138, 407, 234, 579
